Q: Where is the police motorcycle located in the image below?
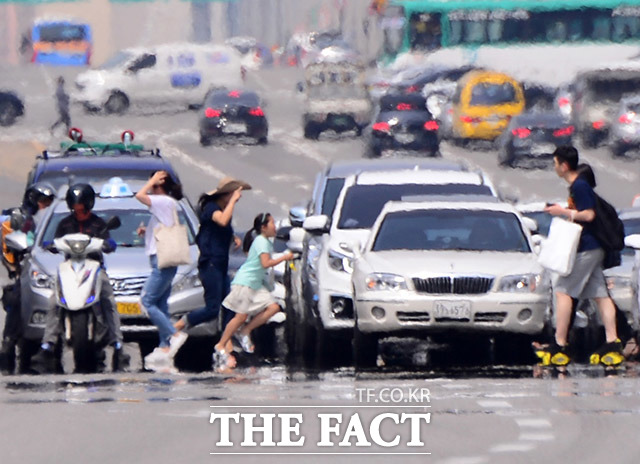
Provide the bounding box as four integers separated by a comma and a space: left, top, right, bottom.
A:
47, 217, 120, 373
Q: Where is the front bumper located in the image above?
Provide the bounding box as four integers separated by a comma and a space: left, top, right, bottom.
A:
355, 292, 548, 336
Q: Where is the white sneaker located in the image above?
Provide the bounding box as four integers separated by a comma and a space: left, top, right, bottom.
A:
168, 331, 189, 358
267, 312, 286, 324
144, 348, 171, 372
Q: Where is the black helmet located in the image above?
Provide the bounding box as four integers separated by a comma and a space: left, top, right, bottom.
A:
66, 183, 95, 212
23, 182, 56, 214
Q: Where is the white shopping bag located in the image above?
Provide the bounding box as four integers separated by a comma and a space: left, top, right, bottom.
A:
537, 217, 582, 276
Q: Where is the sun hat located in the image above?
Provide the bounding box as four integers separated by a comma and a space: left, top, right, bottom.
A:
206, 177, 252, 197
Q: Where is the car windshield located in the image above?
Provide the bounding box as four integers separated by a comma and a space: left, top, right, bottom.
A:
38, 24, 86, 42
522, 211, 553, 236
586, 77, 640, 103
470, 82, 517, 106
321, 178, 345, 217
372, 209, 531, 252
99, 51, 133, 69
206, 92, 259, 107
37, 169, 163, 191
337, 183, 493, 230
308, 84, 367, 100
623, 217, 640, 256
40, 208, 195, 247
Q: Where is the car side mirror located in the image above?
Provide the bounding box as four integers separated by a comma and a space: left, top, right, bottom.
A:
625, 234, 640, 250
303, 215, 330, 234
522, 217, 538, 233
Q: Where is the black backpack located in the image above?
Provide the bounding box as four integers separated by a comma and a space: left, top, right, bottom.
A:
590, 194, 625, 269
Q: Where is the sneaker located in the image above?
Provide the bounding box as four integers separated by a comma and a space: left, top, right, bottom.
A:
112, 348, 131, 372
212, 348, 236, 371
267, 312, 286, 324
31, 348, 56, 374
168, 331, 189, 358
590, 339, 624, 366
233, 332, 255, 354
535, 341, 571, 366
144, 347, 171, 372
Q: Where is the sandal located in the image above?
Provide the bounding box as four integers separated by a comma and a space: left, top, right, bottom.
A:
212, 348, 236, 371
233, 332, 255, 354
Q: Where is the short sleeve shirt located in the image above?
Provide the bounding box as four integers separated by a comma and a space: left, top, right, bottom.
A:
145, 195, 178, 256
231, 235, 273, 290
196, 201, 233, 262
569, 177, 600, 252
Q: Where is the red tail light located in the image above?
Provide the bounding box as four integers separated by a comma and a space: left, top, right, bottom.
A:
592, 120, 605, 130
511, 127, 531, 138
423, 120, 439, 131
553, 126, 574, 137
396, 103, 413, 111
460, 115, 480, 123
406, 85, 419, 93
228, 90, 241, 98
619, 113, 633, 124
205, 107, 221, 118
557, 97, 570, 107
249, 107, 264, 117
372, 122, 391, 132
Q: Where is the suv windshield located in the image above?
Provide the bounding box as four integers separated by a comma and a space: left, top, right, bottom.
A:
40, 208, 195, 247
372, 209, 530, 252
470, 82, 517, 106
338, 183, 493, 230
321, 178, 345, 217
37, 169, 163, 191
586, 77, 640, 103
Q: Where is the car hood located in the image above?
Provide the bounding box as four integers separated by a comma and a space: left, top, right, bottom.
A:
359, 250, 542, 278
31, 246, 199, 278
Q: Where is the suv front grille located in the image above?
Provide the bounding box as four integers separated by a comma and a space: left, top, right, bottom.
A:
109, 277, 147, 297
413, 277, 494, 294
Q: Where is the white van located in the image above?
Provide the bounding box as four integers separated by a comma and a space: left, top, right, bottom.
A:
73, 43, 244, 114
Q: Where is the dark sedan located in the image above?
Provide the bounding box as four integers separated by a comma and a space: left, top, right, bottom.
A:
0, 91, 25, 127
199, 89, 268, 146
364, 93, 440, 158
497, 111, 574, 168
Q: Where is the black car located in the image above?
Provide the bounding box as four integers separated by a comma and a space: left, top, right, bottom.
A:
0, 91, 25, 127
364, 93, 440, 158
497, 111, 574, 168
199, 89, 268, 146
392, 65, 477, 94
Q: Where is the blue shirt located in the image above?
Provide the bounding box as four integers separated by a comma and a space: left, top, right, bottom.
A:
196, 201, 233, 263
232, 235, 273, 290
570, 177, 600, 252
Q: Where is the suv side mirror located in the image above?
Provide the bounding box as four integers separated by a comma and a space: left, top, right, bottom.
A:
521, 217, 538, 233
303, 215, 330, 234
287, 227, 306, 253
625, 234, 640, 250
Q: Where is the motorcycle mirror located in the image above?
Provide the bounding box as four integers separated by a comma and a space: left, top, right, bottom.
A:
106, 216, 121, 231
9, 208, 25, 230
276, 225, 292, 242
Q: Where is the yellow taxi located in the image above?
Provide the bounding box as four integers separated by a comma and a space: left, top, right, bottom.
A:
451, 70, 525, 142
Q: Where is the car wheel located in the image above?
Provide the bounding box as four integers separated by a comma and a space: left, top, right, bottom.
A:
612, 144, 626, 157
256, 135, 268, 145
200, 134, 212, 146
104, 91, 129, 115
0, 100, 19, 127
364, 145, 381, 158
353, 325, 378, 369
303, 123, 319, 140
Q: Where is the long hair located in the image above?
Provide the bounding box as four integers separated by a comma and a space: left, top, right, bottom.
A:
242, 212, 271, 253
152, 171, 183, 200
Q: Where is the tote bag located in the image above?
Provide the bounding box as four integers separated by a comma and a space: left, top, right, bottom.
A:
537, 217, 582, 276
154, 205, 191, 269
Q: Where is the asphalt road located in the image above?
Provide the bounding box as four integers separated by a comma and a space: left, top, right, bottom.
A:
1, 64, 640, 464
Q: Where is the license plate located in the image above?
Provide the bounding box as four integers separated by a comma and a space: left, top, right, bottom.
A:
117, 302, 142, 316
395, 133, 415, 144
434, 300, 471, 320
223, 122, 245, 134
530, 144, 555, 155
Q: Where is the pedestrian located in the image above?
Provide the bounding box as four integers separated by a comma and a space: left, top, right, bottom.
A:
212, 212, 294, 370
135, 171, 189, 372
173, 177, 251, 343
540, 146, 624, 366
49, 76, 71, 135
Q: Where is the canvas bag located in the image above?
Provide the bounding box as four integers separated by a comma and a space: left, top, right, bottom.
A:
537, 217, 582, 276
154, 205, 191, 269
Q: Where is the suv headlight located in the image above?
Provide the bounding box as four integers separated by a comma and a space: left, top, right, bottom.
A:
498, 273, 546, 293
328, 249, 353, 274
171, 271, 202, 293
30, 264, 53, 289
365, 273, 407, 291
606, 276, 631, 291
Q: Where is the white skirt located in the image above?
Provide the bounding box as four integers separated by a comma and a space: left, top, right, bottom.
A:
222, 285, 276, 315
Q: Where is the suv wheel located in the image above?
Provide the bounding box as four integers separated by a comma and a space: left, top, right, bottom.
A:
0, 100, 19, 127
104, 92, 129, 115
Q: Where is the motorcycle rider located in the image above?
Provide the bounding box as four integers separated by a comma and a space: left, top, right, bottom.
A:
31, 183, 130, 373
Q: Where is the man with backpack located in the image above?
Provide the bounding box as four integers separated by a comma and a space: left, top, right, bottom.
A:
540, 145, 624, 366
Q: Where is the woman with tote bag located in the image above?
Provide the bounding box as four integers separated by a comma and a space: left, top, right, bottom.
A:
135, 170, 190, 372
